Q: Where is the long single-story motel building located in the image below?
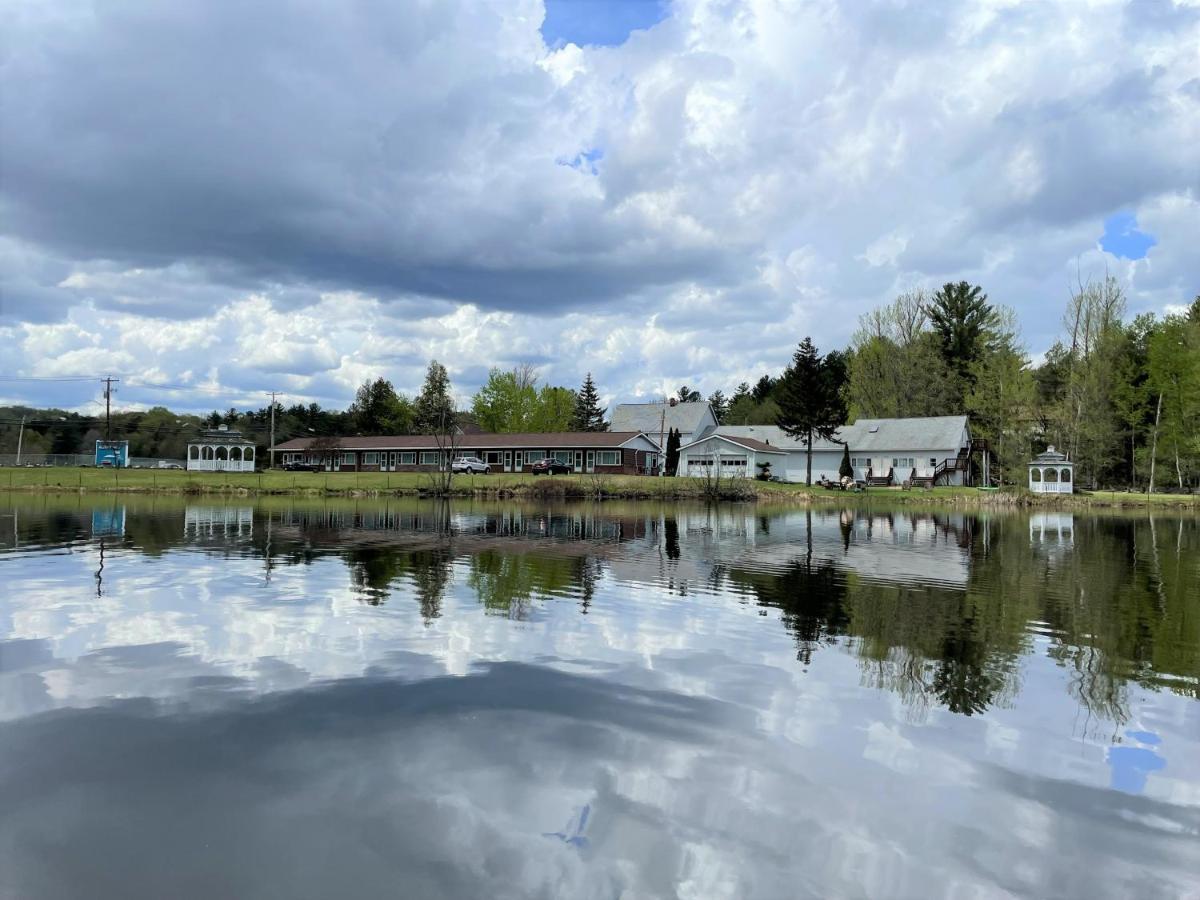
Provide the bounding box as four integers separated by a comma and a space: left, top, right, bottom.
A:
271, 431, 662, 475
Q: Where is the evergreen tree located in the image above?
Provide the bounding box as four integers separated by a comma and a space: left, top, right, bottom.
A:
927, 281, 996, 383
665, 427, 681, 476
571, 373, 607, 431
708, 390, 729, 424
839, 444, 853, 479
776, 337, 848, 485
414, 360, 456, 434
350, 377, 413, 434
676, 385, 701, 403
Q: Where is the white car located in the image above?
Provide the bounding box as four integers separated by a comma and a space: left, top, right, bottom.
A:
451, 456, 491, 474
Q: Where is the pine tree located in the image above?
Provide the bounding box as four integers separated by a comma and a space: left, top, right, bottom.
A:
839, 444, 853, 479
927, 281, 996, 383
414, 360, 456, 434
708, 390, 729, 424
571, 373, 607, 431
776, 337, 848, 485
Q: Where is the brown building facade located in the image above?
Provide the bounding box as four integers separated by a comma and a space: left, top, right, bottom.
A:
271, 431, 662, 475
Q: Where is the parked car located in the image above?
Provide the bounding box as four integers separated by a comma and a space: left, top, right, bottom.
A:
157, 461, 183, 470
281, 462, 321, 472
530, 458, 572, 475
451, 456, 491, 474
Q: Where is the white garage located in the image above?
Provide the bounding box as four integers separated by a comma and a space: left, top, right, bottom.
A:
677, 434, 787, 479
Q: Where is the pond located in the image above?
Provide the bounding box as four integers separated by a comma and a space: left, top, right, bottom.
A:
0, 496, 1197, 899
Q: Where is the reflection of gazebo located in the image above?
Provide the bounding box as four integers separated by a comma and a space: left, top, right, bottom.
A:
187, 426, 256, 472
1028, 446, 1073, 494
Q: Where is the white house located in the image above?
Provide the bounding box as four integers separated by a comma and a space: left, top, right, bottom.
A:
677, 416, 975, 485
677, 432, 789, 480
610, 400, 718, 449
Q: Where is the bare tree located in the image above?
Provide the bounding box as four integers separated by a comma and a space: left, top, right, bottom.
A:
424, 405, 462, 495
309, 435, 342, 471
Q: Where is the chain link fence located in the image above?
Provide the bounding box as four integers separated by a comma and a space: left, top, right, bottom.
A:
0, 454, 187, 468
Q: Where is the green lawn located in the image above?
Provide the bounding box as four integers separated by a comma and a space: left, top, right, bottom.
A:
0, 466, 1195, 510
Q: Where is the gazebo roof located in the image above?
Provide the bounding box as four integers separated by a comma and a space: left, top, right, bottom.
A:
190, 428, 255, 445
1029, 446, 1070, 465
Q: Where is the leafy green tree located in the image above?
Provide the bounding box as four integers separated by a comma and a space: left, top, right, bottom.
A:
350, 377, 413, 434
530, 385, 576, 432
472, 367, 538, 432
1146, 311, 1200, 490
414, 360, 456, 434
776, 337, 848, 485
571, 372, 607, 431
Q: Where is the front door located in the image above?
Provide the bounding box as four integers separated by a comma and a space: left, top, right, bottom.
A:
504, 451, 513, 473
574, 451, 583, 473
514, 451, 523, 472
586, 451, 595, 473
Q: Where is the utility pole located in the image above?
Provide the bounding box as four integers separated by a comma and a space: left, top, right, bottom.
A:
102, 376, 119, 440
15, 415, 25, 466
659, 408, 666, 476
266, 391, 281, 469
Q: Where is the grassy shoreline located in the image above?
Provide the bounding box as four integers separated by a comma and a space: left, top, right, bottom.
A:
0, 466, 1195, 510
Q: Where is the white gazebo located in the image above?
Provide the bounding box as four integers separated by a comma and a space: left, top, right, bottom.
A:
1028, 446, 1073, 494
187, 426, 256, 472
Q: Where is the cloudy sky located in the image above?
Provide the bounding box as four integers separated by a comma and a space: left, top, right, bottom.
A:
1, 0, 1197, 416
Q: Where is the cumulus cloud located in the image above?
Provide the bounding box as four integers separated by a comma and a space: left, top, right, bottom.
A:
1, 0, 1197, 411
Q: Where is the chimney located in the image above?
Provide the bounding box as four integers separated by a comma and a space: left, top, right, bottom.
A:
668, 397, 678, 407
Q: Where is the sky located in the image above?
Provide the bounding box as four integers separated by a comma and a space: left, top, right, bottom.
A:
0, 0, 1197, 418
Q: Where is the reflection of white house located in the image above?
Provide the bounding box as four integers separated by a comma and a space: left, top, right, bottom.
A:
187, 426, 256, 472
1028, 447, 1073, 494
678, 416, 975, 485
184, 505, 254, 538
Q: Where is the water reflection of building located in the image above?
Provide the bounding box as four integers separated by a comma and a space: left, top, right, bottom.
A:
184, 506, 254, 540
1029, 512, 1074, 549
91, 506, 126, 538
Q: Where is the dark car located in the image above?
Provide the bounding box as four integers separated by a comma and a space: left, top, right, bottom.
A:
530, 458, 572, 475
281, 462, 321, 472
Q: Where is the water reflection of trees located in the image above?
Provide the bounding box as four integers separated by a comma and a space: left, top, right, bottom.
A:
728, 509, 1198, 724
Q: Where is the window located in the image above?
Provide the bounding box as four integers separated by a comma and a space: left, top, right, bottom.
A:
1061, 468, 1071, 483
420, 451, 440, 465
399, 452, 416, 465
524, 451, 546, 462
851, 457, 870, 468
342, 452, 356, 466
485, 451, 503, 465
720, 457, 747, 466
363, 452, 379, 465
596, 450, 620, 466
553, 450, 573, 464
892, 457, 914, 469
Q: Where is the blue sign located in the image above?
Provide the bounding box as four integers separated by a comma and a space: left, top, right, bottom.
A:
95, 440, 130, 467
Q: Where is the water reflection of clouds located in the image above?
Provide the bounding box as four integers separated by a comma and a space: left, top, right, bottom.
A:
2, 501, 1199, 897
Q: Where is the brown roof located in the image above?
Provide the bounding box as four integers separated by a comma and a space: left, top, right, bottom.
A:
272, 431, 656, 452
689, 434, 787, 454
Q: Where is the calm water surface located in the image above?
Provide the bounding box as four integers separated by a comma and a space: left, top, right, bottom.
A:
0, 496, 1197, 899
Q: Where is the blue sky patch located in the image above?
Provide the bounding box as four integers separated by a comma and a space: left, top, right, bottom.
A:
558, 147, 604, 174
542, 0, 667, 48
1099, 211, 1157, 260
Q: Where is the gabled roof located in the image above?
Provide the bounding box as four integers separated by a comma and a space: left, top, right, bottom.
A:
839, 416, 969, 452
610, 401, 716, 436
705, 425, 843, 452
272, 431, 659, 452
688, 434, 787, 454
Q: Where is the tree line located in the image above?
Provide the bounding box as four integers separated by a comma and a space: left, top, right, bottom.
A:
698, 281, 1198, 491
